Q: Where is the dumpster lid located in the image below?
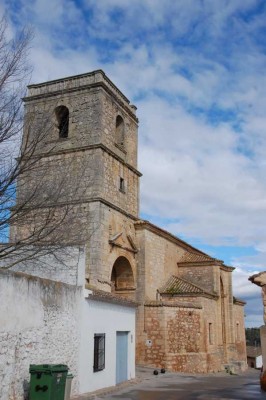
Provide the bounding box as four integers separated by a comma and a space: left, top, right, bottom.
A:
29, 364, 69, 373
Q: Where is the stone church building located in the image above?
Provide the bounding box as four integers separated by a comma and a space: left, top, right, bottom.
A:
12, 70, 247, 373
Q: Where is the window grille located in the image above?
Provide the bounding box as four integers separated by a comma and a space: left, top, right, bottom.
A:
93, 333, 105, 372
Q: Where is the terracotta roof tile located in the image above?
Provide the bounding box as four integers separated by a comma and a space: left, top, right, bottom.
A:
246, 346, 262, 358
159, 275, 204, 295
85, 286, 138, 308
179, 252, 217, 263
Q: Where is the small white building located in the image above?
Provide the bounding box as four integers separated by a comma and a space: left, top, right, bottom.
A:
246, 346, 262, 369
79, 288, 136, 393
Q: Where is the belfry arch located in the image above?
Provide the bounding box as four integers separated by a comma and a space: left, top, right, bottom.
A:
55, 105, 69, 138
115, 115, 125, 147
111, 256, 135, 299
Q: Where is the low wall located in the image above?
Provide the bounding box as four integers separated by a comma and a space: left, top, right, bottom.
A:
0, 269, 82, 400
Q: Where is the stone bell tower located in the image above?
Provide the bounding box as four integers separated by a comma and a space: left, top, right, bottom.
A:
13, 70, 141, 294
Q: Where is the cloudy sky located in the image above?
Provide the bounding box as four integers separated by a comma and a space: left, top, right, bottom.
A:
2, 0, 266, 327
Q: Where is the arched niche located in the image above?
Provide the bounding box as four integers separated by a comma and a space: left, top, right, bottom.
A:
111, 256, 135, 299
55, 105, 69, 138
115, 115, 125, 147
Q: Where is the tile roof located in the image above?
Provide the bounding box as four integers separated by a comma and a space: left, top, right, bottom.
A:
159, 275, 206, 295
85, 285, 138, 308
179, 252, 217, 263
246, 346, 262, 358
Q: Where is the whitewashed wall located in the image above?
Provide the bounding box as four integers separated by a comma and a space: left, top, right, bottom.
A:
0, 247, 136, 398
0, 269, 82, 400
78, 295, 136, 393
255, 355, 263, 369
8, 246, 85, 286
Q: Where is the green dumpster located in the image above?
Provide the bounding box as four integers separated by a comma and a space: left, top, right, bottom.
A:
29, 364, 69, 400
64, 374, 74, 400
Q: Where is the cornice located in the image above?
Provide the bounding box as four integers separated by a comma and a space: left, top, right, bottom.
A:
27, 143, 142, 177
178, 261, 221, 267
161, 292, 218, 300
233, 296, 246, 306
144, 300, 202, 309
24, 79, 138, 122
220, 265, 235, 272
12, 197, 139, 221
134, 220, 213, 255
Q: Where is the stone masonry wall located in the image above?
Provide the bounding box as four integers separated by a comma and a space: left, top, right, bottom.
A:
15, 145, 138, 228
178, 265, 217, 294
220, 269, 235, 344
16, 148, 104, 209
136, 229, 187, 301
0, 269, 82, 400
231, 303, 247, 366
101, 90, 138, 168
21, 78, 139, 216
142, 305, 208, 372
10, 200, 98, 247
23, 87, 103, 157
102, 150, 139, 217
85, 202, 137, 292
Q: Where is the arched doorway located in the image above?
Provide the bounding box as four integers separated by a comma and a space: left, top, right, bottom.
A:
111, 256, 135, 299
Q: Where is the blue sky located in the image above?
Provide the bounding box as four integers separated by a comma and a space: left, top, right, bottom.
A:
2, 0, 266, 327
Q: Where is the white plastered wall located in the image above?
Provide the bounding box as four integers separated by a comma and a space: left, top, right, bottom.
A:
78, 295, 136, 394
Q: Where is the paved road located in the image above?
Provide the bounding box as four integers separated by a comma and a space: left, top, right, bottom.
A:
96, 368, 265, 400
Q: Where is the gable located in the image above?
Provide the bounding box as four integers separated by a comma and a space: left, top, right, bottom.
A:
109, 231, 137, 253
159, 275, 217, 298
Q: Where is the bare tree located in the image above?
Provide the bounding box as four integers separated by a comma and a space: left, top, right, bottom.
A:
0, 18, 33, 246
0, 19, 91, 269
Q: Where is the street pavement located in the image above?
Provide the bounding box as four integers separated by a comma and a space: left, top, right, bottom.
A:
92, 367, 265, 400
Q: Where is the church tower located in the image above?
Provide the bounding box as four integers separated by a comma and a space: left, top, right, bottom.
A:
13, 70, 141, 294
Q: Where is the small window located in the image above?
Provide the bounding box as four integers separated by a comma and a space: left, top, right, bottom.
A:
236, 322, 240, 341
209, 323, 213, 345
55, 105, 69, 138
116, 115, 125, 146
94, 333, 105, 372
119, 177, 125, 193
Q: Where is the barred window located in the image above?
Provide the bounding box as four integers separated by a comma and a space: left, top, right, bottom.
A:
93, 334, 105, 372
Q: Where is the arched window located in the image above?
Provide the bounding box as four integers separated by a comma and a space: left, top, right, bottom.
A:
115, 115, 125, 147
55, 106, 69, 138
